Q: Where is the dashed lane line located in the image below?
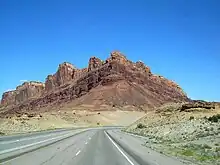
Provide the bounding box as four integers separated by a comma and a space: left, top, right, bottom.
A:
76, 150, 81, 156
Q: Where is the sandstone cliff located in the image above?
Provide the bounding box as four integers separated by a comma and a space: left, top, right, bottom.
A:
1, 81, 45, 106
45, 62, 87, 92
1, 91, 16, 105
1, 51, 189, 115
88, 57, 103, 72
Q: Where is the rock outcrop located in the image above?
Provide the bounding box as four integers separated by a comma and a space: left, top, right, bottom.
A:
180, 100, 216, 111
155, 101, 216, 114
135, 61, 152, 74
1, 91, 16, 105
106, 51, 129, 65
88, 57, 102, 72
15, 82, 45, 104
1, 51, 190, 115
45, 62, 76, 91
45, 62, 87, 92
1, 81, 45, 106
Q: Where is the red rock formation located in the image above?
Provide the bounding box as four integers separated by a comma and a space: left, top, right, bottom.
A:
15, 82, 45, 104
1, 51, 190, 115
1, 81, 45, 106
106, 51, 128, 64
135, 61, 151, 74
45, 62, 88, 92
1, 91, 16, 105
45, 75, 55, 92
88, 57, 103, 72
45, 62, 76, 91
73, 68, 87, 80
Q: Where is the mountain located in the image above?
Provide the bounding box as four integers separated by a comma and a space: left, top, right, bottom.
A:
0, 51, 189, 115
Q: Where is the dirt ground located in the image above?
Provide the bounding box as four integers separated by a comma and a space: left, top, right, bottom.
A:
0, 108, 145, 135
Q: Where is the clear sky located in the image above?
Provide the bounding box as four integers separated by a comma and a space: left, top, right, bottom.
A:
0, 0, 219, 101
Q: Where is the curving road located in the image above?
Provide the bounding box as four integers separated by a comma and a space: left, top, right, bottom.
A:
0, 127, 187, 165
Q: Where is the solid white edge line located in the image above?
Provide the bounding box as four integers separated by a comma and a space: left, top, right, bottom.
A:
76, 150, 81, 156
104, 131, 135, 165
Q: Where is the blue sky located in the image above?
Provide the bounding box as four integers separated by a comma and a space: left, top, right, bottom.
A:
0, 0, 219, 101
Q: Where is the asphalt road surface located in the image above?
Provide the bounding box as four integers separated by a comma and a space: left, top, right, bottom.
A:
0, 128, 187, 165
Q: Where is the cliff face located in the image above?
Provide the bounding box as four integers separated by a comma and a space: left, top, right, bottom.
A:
15, 82, 45, 104
45, 62, 87, 92
88, 57, 102, 72
1, 91, 16, 105
1, 82, 45, 106
1, 51, 189, 114
45, 62, 76, 91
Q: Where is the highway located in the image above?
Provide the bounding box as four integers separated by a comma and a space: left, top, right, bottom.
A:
0, 127, 187, 165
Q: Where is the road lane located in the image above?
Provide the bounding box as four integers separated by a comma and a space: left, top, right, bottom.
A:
0, 126, 120, 155
1, 130, 97, 165
0, 128, 189, 165
0, 128, 93, 163
72, 130, 138, 165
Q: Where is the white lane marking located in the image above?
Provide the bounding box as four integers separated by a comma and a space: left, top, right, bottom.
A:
88, 137, 91, 140
0, 132, 76, 155
76, 150, 81, 156
85, 142, 88, 145
105, 131, 135, 165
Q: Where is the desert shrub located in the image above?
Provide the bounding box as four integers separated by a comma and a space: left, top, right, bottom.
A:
0, 131, 5, 135
189, 116, 194, 120
137, 123, 146, 129
208, 114, 220, 122
27, 114, 35, 118
202, 144, 212, 149
181, 149, 194, 156
215, 147, 220, 152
